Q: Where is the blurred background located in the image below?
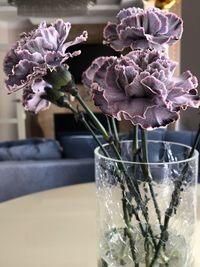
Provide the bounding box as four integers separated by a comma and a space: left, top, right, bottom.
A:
0, 0, 199, 141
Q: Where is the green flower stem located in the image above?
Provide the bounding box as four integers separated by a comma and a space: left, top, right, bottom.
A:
122, 185, 139, 265
133, 125, 139, 156
132, 125, 142, 198
74, 92, 110, 141
112, 157, 147, 240
189, 124, 200, 157
125, 228, 140, 267
107, 141, 151, 260
75, 92, 145, 208
81, 116, 109, 157
111, 143, 157, 249
141, 129, 148, 163
106, 116, 112, 135
62, 100, 109, 158
140, 129, 151, 266
73, 92, 158, 249
63, 97, 144, 262
67, 103, 139, 266
111, 117, 120, 149
141, 128, 162, 228
99, 258, 108, 267
145, 230, 150, 267
150, 124, 200, 267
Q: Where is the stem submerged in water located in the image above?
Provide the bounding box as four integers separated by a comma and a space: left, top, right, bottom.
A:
149, 125, 200, 267
141, 128, 162, 229
70, 93, 151, 262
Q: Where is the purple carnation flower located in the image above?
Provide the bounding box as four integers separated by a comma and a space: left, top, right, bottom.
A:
103, 7, 183, 51
23, 79, 51, 114
82, 50, 199, 129
3, 19, 88, 113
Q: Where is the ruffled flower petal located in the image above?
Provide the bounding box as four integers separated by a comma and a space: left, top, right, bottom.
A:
5, 59, 39, 92
103, 22, 127, 51
83, 49, 199, 129
3, 19, 87, 113
103, 7, 183, 51
52, 20, 71, 45
62, 31, 88, 53
167, 71, 199, 109
4, 19, 88, 94
126, 106, 179, 129
23, 79, 51, 114
82, 57, 108, 88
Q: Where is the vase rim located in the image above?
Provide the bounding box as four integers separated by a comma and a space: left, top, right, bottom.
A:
94, 140, 199, 165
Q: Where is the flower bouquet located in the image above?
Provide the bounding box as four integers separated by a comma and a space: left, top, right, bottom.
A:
3, 6, 200, 267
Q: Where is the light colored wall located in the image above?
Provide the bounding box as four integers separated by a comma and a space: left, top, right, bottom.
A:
180, 0, 200, 131
0, 8, 32, 141
0, 50, 17, 141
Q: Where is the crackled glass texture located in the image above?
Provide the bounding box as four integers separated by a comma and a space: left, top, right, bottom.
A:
95, 141, 198, 267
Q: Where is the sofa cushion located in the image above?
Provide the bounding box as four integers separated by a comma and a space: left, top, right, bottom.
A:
0, 138, 62, 161
0, 158, 94, 202
59, 135, 106, 158
58, 133, 128, 159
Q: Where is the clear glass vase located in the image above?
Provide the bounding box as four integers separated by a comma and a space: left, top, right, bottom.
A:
95, 141, 198, 267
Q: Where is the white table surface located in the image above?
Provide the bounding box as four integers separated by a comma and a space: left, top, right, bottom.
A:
0, 183, 199, 267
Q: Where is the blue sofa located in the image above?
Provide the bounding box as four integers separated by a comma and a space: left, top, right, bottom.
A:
58, 129, 200, 180
0, 138, 94, 202
0, 129, 199, 202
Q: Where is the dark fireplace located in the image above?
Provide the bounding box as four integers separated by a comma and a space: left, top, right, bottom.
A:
54, 113, 118, 139
67, 43, 119, 84
54, 43, 120, 139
